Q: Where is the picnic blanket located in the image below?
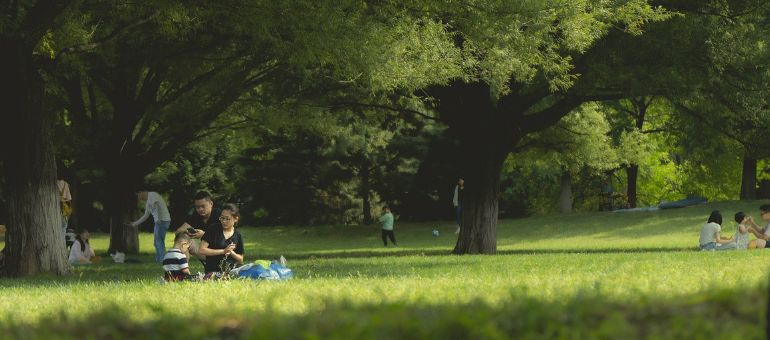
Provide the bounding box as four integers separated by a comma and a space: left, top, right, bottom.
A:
230, 260, 293, 280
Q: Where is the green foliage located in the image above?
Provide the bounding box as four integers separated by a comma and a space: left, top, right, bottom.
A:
519, 103, 620, 174
144, 129, 252, 221
237, 110, 427, 225
502, 103, 628, 214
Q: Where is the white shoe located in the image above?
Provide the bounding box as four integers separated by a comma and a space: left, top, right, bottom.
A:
455, 226, 460, 234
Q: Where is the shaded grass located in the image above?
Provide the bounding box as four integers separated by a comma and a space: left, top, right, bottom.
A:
0, 200, 769, 338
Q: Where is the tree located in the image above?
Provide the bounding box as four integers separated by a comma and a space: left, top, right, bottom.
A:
413, 1, 675, 253
0, 0, 74, 276
512, 103, 624, 213
51, 2, 305, 253
667, 0, 770, 200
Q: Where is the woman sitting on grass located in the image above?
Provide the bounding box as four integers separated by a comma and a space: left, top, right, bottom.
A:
68, 229, 100, 264
199, 203, 244, 277
699, 210, 736, 251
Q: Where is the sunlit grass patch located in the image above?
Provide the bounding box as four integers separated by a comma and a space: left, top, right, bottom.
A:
0, 200, 768, 338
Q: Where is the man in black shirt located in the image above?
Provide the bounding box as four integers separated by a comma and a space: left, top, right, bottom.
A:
174, 191, 222, 260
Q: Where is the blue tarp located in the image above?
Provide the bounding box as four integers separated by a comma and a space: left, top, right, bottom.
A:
234, 262, 293, 280
658, 197, 708, 209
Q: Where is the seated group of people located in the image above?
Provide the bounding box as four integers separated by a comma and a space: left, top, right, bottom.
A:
163, 192, 244, 281
699, 204, 770, 251
68, 191, 246, 281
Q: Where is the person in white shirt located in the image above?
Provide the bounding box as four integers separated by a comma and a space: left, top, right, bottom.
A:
129, 190, 171, 263
68, 229, 99, 264
698, 210, 735, 251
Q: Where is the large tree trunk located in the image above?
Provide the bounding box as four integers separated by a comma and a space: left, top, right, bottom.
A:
626, 165, 639, 208
740, 156, 757, 200
560, 172, 573, 214
624, 97, 650, 209
431, 81, 515, 255
452, 144, 506, 254
0, 38, 69, 276
105, 162, 140, 254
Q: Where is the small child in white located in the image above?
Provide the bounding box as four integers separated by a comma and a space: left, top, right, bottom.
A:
734, 211, 766, 250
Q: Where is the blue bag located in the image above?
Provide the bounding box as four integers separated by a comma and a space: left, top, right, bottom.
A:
269, 263, 294, 279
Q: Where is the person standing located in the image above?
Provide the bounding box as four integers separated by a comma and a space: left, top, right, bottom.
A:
379, 205, 396, 247
452, 177, 464, 234
130, 190, 171, 263
56, 175, 72, 237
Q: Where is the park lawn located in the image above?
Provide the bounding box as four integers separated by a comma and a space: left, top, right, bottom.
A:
0, 200, 769, 338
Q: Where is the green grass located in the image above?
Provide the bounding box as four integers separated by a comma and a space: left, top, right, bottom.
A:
1, 200, 769, 339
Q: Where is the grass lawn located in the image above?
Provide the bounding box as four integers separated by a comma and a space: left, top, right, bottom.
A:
1, 200, 769, 339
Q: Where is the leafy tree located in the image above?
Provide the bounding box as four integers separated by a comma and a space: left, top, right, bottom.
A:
411, 1, 674, 253
667, 0, 770, 200
512, 103, 624, 213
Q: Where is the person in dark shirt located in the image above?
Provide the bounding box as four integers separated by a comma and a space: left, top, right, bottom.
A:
173, 191, 222, 260
199, 203, 244, 274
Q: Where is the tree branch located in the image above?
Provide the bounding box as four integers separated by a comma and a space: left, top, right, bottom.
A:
19, 0, 74, 47
520, 93, 625, 134
56, 10, 161, 59
330, 101, 438, 121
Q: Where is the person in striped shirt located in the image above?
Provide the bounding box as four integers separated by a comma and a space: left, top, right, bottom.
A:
162, 233, 192, 281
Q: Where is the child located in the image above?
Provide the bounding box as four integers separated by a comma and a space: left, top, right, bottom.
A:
68, 229, 100, 264
734, 211, 767, 249
379, 205, 396, 247
746, 204, 770, 248
162, 233, 193, 281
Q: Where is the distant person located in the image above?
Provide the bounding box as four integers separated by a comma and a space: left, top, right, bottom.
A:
698, 210, 735, 251
379, 205, 396, 247
744, 204, 770, 248
129, 190, 171, 263
174, 191, 222, 261
68, 229, 100, 264
452, 177, 464, 234
199, 203, 244, 276
56, 172, 72, 238
162, 233, 195, 282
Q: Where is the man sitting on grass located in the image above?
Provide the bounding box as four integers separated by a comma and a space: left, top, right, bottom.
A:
162, 233, 194, 282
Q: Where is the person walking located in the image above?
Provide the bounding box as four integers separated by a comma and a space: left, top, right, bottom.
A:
130, 190, 171, 263
379, 205, 396, 247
